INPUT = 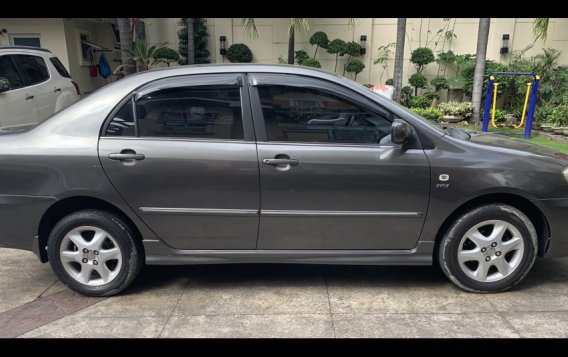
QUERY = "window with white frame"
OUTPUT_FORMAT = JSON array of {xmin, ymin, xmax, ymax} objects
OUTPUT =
[
  {"xmin": 9, "ymin": 34, "xmax": 41, "ymax": 48},
  {"xmin": 78, "ymin": 30, "xmax": 93, "ymax": 65}
]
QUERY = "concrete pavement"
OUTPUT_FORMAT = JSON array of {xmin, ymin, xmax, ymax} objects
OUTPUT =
[{"xmin": 1, "ymin": 247, "xmax": 568, "ymax": 338}]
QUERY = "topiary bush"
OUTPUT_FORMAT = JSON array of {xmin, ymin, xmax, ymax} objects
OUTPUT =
[
  {"xmin": 424, "ymin": 92, "xmax": 439, "ymax": 101},
  {"xmin": 385, "ymin": 78, "xmax": 394, "ymax": 85},
  {"xmin": 302, "ymin": 57, "xmax": 321, "ymax": 68},
  {"xmin": 154, "ymin": 47, "xmax": 180, "ymax": 67},
  {"xmin": 410, "ymin": 107, "xmax": 443, "ymax": 122},
  {"xmin": 410, "ymin": 47, "xmax": 435, "ymax": 73},
  {"xmin": 309, "ymin": 31, "xmax": 329, "ymax": 58},
  {"xmin": 295, "ymin": 50, "xmax": 309, "ymax": 65},
  {"xmin": 345, "ymin": 59, "xmax": 365, "ymax": 81},
  {"xmin": 227, "ymin": 43, "xmax": 253, "ymax": 63},
  {"xmin": 327, "ymin": 39, "xmax": 347, "ymax": 72},
  {"xmin": 431, "ymin": 76, "xmax": 449, "ymax": 92},
  {"xmin": 409, "ymin": 73, "xmax": 428, "ymax": 95}
]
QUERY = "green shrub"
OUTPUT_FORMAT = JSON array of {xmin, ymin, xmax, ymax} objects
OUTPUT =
[
  {"xmin": 410, "ymin": 95, "xmax": 432, "ymax": 109},
  {"xmin": 547, "ymin": 104, "xmax": 568, "ymax": 126},
  {"xmin": 401, "ymin": 86, "xmax": 414, "ymax": 107},
  {"xmin": 424, "ymin": 92, "xmax": 439, "ymax": 101},
  {"xmin": 431, "ymin": 76, "xmax": 449, "ymax": 92},
  {"xmin": 302, "ymin": 57, "xmax": 321, "ymax": 68},
  {"xmin": 385, "ymin": 78, "xmax": 394, "ymax": 85},
  {"xmin": 410, "ymin": 47, "xmax": 435, "ymax": 73},
  {"xmin": 227, "ymin": 43, "xmax": 253, "ymax": 63},
  {"xmin": 327, "ymin": 39, "xmax": 347, "ymax": 72},
  {"xmin": 410, "ymin": 107, "xmax": 443, "ymax": 122},
  {"xmin": 438, "ymin": 101, "xmax": 473, "ymax": 118},
  {"xmin": 295, "ymin": 50, "xmax": 309, "ymax": 65}
]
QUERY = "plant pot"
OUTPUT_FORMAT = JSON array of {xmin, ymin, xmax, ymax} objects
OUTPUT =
[{"xmin": 442, "ymin": 115, "xmax": 464, "ymax": 123}]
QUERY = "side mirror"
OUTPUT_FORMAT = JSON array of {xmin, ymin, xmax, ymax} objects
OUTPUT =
[
  {"xmin": 0, "ymin": 77, "xmax": 10, "ymax": 93},
  {"xmin": 391, "ymin": 119, "xmax": 413, "ymax": 146}
]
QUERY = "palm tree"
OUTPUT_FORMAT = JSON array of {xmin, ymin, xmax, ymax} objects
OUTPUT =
[
  {"xmin": 533, "ymin": 18, "xmax": 550, "ymax": 42},
  {"xmin": 241, "ymin": 18, "xmax": 309, "ymax": 64},
  {"xmin": 392, "ymin": 18, "xmax": 406, "ymax": 103},
  {"xmin": 116, "ymin": 18, "xmax": 135, "ymax": 76},
  {"xmin": 186, "ymin": 18, "xmax": 195, "ymax": 64},
  {"xmin": 471, "ymin": 18, "xmax": 490, "ymax": 123}
]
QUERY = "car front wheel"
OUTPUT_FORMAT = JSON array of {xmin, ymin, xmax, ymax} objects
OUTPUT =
[
  {"xmin": 439, "ymin": 204, "xmax": 537, "ymax": 293},
  {"xmin": 47, "ymin": 210, "xmax": 143, "ymax": 297}
]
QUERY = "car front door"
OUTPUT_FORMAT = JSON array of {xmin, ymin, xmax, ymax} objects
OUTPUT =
[
  {"xmin": 249, "ymin": 73, "xmax": 430, "ymax": 250},
  {"xmin": 0, "ymin": 55, "xmax": 38, "ymax": 128},
  {"xmin": 99, "ymin": 73, "xmax": 260, "ymax": 250}
]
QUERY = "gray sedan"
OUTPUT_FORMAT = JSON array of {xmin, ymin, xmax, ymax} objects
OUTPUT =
[{"xmin": 0, "ymin": 64, "xmax": 567, "ymax": 296}]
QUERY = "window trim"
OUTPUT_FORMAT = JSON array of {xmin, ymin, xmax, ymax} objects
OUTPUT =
[
  {"xmin": 9, "ymin": 33, "xmax": 41, "ymax": 47},
  {"xmin": 11, "ymin": 54, "xmax": 51, "ymax": 87},
  {"xmin": 101, "ymin": 73, "xmax": 255, "ymax": 142},
  {"xmin": 248, "ymin": 73, "xmax": 398, "ymax": 147},
  {"xmin": 78, "ymin": 29, "xmax": 93, "ymax": 66}
]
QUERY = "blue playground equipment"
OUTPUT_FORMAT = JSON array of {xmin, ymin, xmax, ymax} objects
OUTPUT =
[{"xmin": 481, "ymin": 72, "xmax": 540, "ymax": 139}]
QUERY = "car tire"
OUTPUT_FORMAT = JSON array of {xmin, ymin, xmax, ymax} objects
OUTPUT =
[
  {"xmin": 438, "ymin": 204, "xmax": 537, "ymax": 293},
  {"xmin": 47, "ymin": 210, "xmax": 143, "ymax": 297}
]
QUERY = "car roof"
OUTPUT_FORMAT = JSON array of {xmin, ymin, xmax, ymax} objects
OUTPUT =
[{"xmin": 0, "ymin": 46, "xmax": 52, "ymax": 53}]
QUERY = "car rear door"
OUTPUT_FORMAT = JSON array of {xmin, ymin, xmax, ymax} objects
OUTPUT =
[
  {"xmin": 249, "ymin": 73, "xmax": 430, "ymax": 250},
  {"xmin": 12, "ymin": 54, "xmax": 56, "ymax": 121},
  {"xmin": 0, "ymin": 54, "xmax": 39, "ymax": 128},
  {"xmin": 99, "ymin": 73, "xmax": 260, "ymax": 250}
]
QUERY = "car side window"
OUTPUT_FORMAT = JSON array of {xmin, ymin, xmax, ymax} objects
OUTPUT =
[
  {"xmin": 136, "ymin": 86, "xmax": 244, "ymax": 140},
  {"xmin": 257, "ymin": 85, "xmax": 392, "ymax": 145},
  {"xmin": 13, "ymin": 55, "xmax": 49, "ymax": 86},
  {"xmin": 105, "ymin": 100, "xmax": 135, "ymax": 137},
  {"xmin": 49, "ymin": 57, "xmax": 71, "ymax": 79},
  {"xmin": 0, "ymin": 55, "xmax": 24, "ymax": 89}
]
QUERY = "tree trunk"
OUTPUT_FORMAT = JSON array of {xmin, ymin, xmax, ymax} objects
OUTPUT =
[
  {"xmin": 471, "ymin": 18, "xmax": 490, "ymax": 123},
  {"xmin": 135, "ymin": 20, "xmax": 145, "ymax": 42},
  {"xmin": 288, "ymin": 27, "xmax": 295, "ymax": 64},
  {"xmin": 392, "ymin": 18, "xmax": 407, "ymax": 103},
  {"xmin": 117, "ymin": 18, "xmax": 135, "ymax": 76},
  {"xmin": 187, "ymin": 18, "xmax": 195, "ymax": 65}
]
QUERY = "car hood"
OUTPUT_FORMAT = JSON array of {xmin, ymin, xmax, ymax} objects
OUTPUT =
[{"xmin": 466, "ymin": 131, "xmax": 568, "ymax": 164}]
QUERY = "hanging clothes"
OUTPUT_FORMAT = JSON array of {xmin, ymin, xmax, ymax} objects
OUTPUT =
[{"xmin": 98, "ymin": 52, "xmax": 111, "ymax": 79}]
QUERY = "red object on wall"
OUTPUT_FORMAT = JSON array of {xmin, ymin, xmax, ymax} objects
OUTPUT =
[{"xmin": 89, "ymin": 65, "xmax": 98, "ymax": 77}]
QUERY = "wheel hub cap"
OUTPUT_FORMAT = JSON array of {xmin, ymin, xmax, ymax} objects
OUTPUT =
[{"xmin": 457, "ymin": 220, "xmax": 524, "ymax": 283}]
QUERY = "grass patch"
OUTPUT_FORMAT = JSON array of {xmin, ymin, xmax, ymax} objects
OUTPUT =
[{"xmin": 527, "ymin": 136, "xmax": 568, "ymax": 154}]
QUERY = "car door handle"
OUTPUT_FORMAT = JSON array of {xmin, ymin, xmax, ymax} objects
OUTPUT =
[
  {"xmin": 109, "ymin": 153, "xmax": 145, "ymax": 161},
  {"xmin": 262, "ymin": 158, "xmax": 299, "ymax": 166},
  {"xmin": 54, "ymin": 88, "xmax": 61, "ymax": 93},
  {"xmin": 25, "ymin": 95, "xmax": 34, "ymax": 100}
]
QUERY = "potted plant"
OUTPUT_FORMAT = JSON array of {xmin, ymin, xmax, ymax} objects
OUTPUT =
[{"xmin": 438, "ymin": 102, "xmax": 473, "ymax": 123}]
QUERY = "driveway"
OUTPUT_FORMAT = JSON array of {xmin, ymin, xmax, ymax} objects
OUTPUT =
[{"xmin": 1, "ymin": 247, "xmax": 568, "ymax": 338}]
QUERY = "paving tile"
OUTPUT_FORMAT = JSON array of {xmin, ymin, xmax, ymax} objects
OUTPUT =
[
  {"xmin": 173, "ymin": 264, "xmax": 329, "ymax": 315},
  {"xmin": 160, "ymin": 314, "xmax": 334, "ymax": 338},
  {"xmin": 333, "ymin": 313, "xmax": 519, "ymax": 338},
  {"xmin": 325, "ymin": 266, "xmax": 494, "ymax": 314},
  {"xmin": 20, "ymin": 315, "xmax": 168, "ymax": 338},
  {"xmin": 504, "ymin": 312, "xmax": 568, "ymax": 338}
]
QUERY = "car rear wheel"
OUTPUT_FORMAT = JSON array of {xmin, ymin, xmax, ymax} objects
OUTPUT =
[
  {"xmin": 438, "ymin": 204, "xmax": 537, "ymax": 293},
  {"xmin": 47, "ymin": 210, "xmax": 143, "ymax": 297}
]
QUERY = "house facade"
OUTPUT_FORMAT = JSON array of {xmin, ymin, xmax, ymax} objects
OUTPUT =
[{"xmin": 1, "ymin": 18, "xmax": 567, "ymax": 93}]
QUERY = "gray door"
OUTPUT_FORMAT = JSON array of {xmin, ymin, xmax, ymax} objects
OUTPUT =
[
  {"xmin": 99, "ymin": 74, "xmax": 259, "ymax": 250},
  {"xmin": 249, "ymin": 74, "xmax": 430, "ymax": 250}
]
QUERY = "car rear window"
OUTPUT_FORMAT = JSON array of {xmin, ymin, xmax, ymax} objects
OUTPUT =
[{"xmin": 49, "ymin": 57, "xmax": 71, "ymax": 78}]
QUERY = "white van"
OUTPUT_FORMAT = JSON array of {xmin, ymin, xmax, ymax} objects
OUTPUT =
[{"xmin": 0, "ymin": 46, "xmax": 80, "ymax": 129}]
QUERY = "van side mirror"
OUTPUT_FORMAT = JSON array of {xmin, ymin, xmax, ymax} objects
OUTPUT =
[
  {"xmin": 0, "ymin": 77, "xmax": 10, "ymax": 93},
  {"xmin": 391, "ymin": 119, "xmax": 413, "ymax": 145}
]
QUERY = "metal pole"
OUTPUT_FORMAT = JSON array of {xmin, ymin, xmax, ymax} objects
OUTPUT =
[
  {"xmin": 524, "ymin": 75, "xmax": 540, "ymax": 139},
  {"xmin": 482, "ymin": 76, "xmax": 494, "ymax": 132}
]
